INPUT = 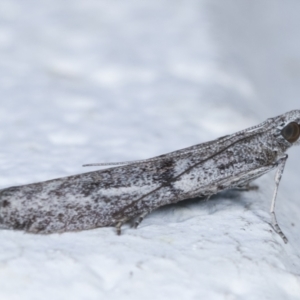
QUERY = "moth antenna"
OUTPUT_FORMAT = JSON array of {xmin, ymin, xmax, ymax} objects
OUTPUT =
[
  {"xmin": 83, "ymin": 118, "xmax": 275, "ymax": 168},
  {"xmin": 82, "ymin": 158, "xmax": 159, "ymax": 167},
  {"xmin": 83, "ymin": 162, "xmax": 131, "ymax": 167}
]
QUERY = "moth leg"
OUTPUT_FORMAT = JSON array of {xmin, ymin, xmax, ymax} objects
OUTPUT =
[
  {"xmin": 133, "ymin": 211, "xmax": 149, "ymax": 229},
  {"xmin": 204, "ymin": 194, "xmax": 212, "ymax": 202},
  {"xmin": 115, "ymin": 218, "xmax": 129, "ymax": 235},
  {"xmin": 235, "ymin": 183, "xmax": 259, "ymax": 191},
  {"xmin": 270, "ymin": 155, "xmax": 288, "ymax": 243}
]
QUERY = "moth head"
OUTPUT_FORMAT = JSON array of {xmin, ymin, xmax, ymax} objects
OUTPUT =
[{"xmin": 275, "ymin": 110, "xmax": 300, "ymax": 145}]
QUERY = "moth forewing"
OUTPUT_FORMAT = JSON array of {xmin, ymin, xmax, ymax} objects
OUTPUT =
[{"xmin": 0, "ymin": 110, "xmax": 300, "ymax": 243}]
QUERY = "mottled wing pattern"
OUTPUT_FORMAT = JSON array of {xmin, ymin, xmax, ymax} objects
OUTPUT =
[{"xmin": 0, "ymin": 114, "xmax": 280, "ymax": 234}]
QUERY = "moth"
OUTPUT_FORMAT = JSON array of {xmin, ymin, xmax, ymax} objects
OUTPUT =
[{"xmin": 1, "ymin": 110, "xmax": 300, "ymax": 243}]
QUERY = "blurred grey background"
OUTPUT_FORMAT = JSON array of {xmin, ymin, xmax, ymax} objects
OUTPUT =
[
  {"xmin": 1, "ymin": 1, "xmax": 300, "ymax": 175},
  {"xmin": 1, "ymin": 0, "xmax": 300, "ymax": 158}
]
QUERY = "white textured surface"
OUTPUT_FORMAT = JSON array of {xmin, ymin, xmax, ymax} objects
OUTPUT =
[{"xmin": 0, "ymin": 1, "xmax": 300, "ymax": 300}]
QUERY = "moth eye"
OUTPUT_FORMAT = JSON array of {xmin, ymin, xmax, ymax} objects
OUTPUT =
[{"xmin": 281, "ymin": 122, "xmax": 300, "ymax": 143}]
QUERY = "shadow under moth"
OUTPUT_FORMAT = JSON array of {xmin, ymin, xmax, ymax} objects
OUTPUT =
[{"xmin": 1, "ymin": 110, "xmax": 300, "ymax": 243}]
